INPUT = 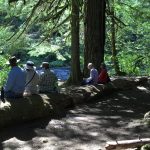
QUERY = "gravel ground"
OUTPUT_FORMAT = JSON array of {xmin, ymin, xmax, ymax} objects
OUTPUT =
[{"xmin": 0, "ymin": 85, "xmax": 150, "ymax": 150}]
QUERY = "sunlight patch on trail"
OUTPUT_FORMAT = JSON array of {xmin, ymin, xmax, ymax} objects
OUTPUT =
[{"xmin": 137, "ymin": 86, "xmax": 150, "ymax": 93}]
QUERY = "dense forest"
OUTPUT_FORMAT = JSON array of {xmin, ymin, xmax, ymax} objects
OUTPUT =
[
  {"xmin": 0, "ymin": 0, "xmax": 149, "ymax": 86},
  {"xmin": 0, "ymin": 1, "xmax": 150, "ymax": 149}
]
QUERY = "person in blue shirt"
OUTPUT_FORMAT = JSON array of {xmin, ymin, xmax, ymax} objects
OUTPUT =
[{"xmin": 4, "ymin": 56, "xmax": 26, "ymax": 98}]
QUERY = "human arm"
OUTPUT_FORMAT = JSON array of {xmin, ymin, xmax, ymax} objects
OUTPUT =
[
  {"xmin": 87, "ymin": 69, "xmax": 96, "ymax": 82},
  {"xmin": 38, "ymin": 72, "xmax": 44, "ymax": 85}
]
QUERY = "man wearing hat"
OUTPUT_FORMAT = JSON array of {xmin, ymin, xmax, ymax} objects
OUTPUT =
[
  {"xmin": 24, "ymin": 61, "xmax": 39, "ymax": 95},
  {"xmin": 39, "ymin": 62, "xmax": 58, "ymax": 93},
  {"xmin": 4, "ymin": 56, "xmax": 26, "ymax": 98}
]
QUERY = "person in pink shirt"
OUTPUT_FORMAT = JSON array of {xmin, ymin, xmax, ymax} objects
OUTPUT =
[{"xmin": 98, "ymin": 63, "xmax": 111, "ymax": 84}]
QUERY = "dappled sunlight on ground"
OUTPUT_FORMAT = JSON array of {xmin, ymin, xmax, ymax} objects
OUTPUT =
[{"xmin": 0, "ymin": 85, "xmax": 150, "ymax": 150}]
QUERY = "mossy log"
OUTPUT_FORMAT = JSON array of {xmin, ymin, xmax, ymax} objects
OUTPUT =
[
  {"xmin": 144, "ymin": 111, "xmax": 150, "ymax": 126},
  {"xmin": 0, "ymin": 93, "xmax": 73, "ymax": 129},
  {"xmin": 0, "ymin": 77, "xmax": 148, "ymax": 129}
]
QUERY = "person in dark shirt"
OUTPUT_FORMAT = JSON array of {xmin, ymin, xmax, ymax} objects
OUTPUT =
[{"xmin": 97, "ymin": 63, "xmax": 111, "ymax": 84}]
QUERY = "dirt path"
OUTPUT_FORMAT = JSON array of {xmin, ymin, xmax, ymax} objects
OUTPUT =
[{"xmin": 0, "ymin": 85, "xmax": 150, "ymax": 150}]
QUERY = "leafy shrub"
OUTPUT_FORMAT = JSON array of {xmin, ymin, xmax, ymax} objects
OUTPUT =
[
  {"xmin": 0, "ymin": 55, "xmax": 9, "ymax": 87},
  {"xmin": 50, "ymin": 60, "xmax": 65, "ymax": 67},
  {"xmin": 0, "ymin": 26, "xmax": 30, "ymax": 56},
  {"xmin": 141, "ymin": 144, "xmax": 150, "ymax": 150}
]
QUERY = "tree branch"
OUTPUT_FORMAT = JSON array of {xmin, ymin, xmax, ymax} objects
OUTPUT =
[
  {"xmin": 37, "ymin": 15, "xmax": 70, "ymax": 45},
  {"xmin": 7, "ymin": 0, "xmax": 43, "ymax": 41}
]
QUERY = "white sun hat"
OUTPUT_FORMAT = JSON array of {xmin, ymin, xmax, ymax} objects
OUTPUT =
[{"xmin": 24, "ymin": 61, "xmax": 36, "ymax": 70}]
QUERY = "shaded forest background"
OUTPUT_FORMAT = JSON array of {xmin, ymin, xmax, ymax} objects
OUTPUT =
[{"xmin": 0, "ymin": 0, "xmax": 149, "ymax": 86}]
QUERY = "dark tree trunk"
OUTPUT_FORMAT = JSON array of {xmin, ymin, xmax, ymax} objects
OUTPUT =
[
  {"xmin": 70, "ymin": 0, "xmax": 81, "ymax": 84},
  {"xmin": 84, "ymin": 0, "xmax": 106, "ymax": 76}
]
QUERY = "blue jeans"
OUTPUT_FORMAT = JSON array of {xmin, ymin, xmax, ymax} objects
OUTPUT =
[
  {"xmin": 81, "ymin": 79, "xmax": 93, "ymax": 85},
  {"xmin": 5, "ymin": 91, "xmax": 23, "ymax": 98}
]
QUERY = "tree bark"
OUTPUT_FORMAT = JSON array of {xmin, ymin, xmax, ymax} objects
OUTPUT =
[
  {"xmin": 70, "ymin": 0, "xmax": 82, "ymax": 84},
  {"xmin": 84, "ymin": 0, "xmax": 106, "ymax": 76}
]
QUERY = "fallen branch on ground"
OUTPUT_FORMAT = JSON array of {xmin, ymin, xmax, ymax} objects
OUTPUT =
[{"xmin": 105, "ymin": 138, "xmax": 150, "ymax": 150}]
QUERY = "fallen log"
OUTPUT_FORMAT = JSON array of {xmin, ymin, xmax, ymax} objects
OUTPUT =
[
  {"xmin": 0, "ymin": 77, "xmax": 149, "ymax": 129},
  {"xmin": 0, "ymin": 93, "xmax": 73, "ymax": 129},
  {"xmin": 105, "ymin": 138, "xmax": 150, "ymax": 150}
]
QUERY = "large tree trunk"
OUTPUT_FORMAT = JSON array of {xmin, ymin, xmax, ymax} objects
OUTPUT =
[
  {"xmin": 84, "ymin": 0, "xmax": 106, "ymax": 76},
  {"xmin": 70, "ymin": 0, "xmax": 81, "ymax": 84}
]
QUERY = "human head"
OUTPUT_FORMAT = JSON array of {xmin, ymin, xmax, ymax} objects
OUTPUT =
[
  {"xmin": 42, "ymin": 62, "xmax": 49, "ymax": 69},
  {"xmin": 100, "ymin": 63, "xmax": 106, "ymax": 69},
  {"xmin": 8, "ymin": 56, "xmax": 19, "ymax": 67},
  {"xmin": 87, "ymin": 63, "xmax": 93, "ymax": 70},
  {"xmin": 25, "ymin": 61, "xmax": 35, "ymax": 70}
]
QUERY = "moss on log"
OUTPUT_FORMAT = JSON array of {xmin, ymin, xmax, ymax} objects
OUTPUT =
[{"xmin": 0, "ymin": 93, "xmax": 73, "ymax": 129}]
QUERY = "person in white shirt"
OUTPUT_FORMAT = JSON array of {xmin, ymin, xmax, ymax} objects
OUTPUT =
[
  {"xmin": 82, "ymin": 63, "xmax": 98, "ymax": 85},
  {"xmin": 39, "ymin": 62, "xmax": 58, "ymax": 93},
  {"xmin": 24, "ymin": 61, "xmax": 39, "ymax": 95}
]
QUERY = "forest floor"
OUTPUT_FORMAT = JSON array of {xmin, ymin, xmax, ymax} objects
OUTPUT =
[{"xmin": 0, "ymin": 80, "xmax": 150, "ymax": 150}]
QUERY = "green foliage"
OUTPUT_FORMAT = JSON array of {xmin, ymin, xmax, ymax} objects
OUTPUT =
[
  {"xmin": 0, "ymin": 26, "xmax": 30, "ymax": 56},
  {"xmin": 0, "ymin": 55, "xmax": 9, "ymax": 87},
  {"xmin": 50, "ymin": 60, "xmax": 65, "ymax": 67},
  {"xmin": 27, "ymin": 39, "xmax": 71, "ymax": 66},
  {"xmin": 141, "ymin": 144, "xmax": 150, "ymax": 150},
  {"xmin": 0, "ymin": 0, "xmax": 73, "ymax": 67},
  {"xmin": 117, "ymin": 46, "xmax": 150, "ymax": 75},
  {"xmin": 0, "ymin": 0, "xmax": 149, "ymax": 75},
  {"xmin": 106, "ymin": 0, "xmax": 150, "ymax": 75}
]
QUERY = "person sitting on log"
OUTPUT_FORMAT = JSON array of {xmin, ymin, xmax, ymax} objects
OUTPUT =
[
  {"xmin": 3, "ymin": 56, "xmax": 26, "ymax": 98},
  {"xmin": 97, "ymin": 63, "xmax": 111, "ymax": 84},
  {"xmin": 39, "ymin": 62, "xmax": 58, "ymax": 93},
  {"xmin": 82, "ymin": 63, "xmax": 98, "ymax": 85},
  {"xmin": 24, "ymin": 61, "xmax": 39, "ymax": 95}
]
